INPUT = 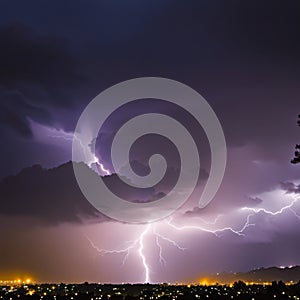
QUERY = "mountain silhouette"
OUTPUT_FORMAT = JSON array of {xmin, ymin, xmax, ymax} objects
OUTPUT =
[{"xmin": 211, "ymin": 266, "xmax": 300, "ymax": 284}]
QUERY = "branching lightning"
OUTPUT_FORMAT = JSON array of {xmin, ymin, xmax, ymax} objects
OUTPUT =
[
  {"xmin": 166, "ymin": 194, "xmax": 300, "ymax": 238},
  {"xmin": 85, "ymin": 233, "xmax": 137, "ymax": 267},
  {"xmin": 85, "ymin": 223, "xmax": 186, "ymax": 283},
  {"xmin": 85, "ymin": 225, "xmax": 151, "ymax": 282},
  {"xmin": 164, "ymin": 215, "xmax": 255, "ymax": 237},
  {"xmin": 84, "ymin": 193, "xmax": 300, "ymax": 283},
  {"xmin": 153, "ymin": 230, "xmax": 186, "ymax": 252}
]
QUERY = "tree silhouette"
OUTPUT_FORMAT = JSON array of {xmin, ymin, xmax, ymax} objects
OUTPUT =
[
  {"xmin": 233, "ymin": 280, "xmax": 247, "ymax": 292},
  {"xmin": 291, "ymin": 114, "xmax": 300, "ymax": 164}
]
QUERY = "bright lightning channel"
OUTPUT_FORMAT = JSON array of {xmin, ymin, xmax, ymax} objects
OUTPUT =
[
  {"xmin": 164, "ymin": 215, "xmax": 255, "ymax": 237},
  {"xmin": 79, "ymin": 152, "xmax": 300, "ymax": 285},
  {"xmin": 138, "ymin": 224, "xmax": 151, "ymax": 283},
  {"xmin": 85, "ymin": 193, "xmax": 300, "ymax": 283},
  {"xmin": 166, "ymin": 194, "xmax": 300, "ymax": 238},
  {"xmin": 241, "ymin": 195, "xmax": 300, "ymax": 217},
  {"xmin": 85, "ymin": 223, "xmax": 185, "ymax": 283},
  {"xmin": 47, "ymin": 130, "xmax": 110, "ymax": 175}
]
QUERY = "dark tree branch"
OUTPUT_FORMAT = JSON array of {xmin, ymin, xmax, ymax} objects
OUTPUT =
[{"xmin": 291, "ymin": 114, "xmax": 300, "ymax": 164}]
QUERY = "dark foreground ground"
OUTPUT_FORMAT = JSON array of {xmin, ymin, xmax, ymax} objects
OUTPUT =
[{"xmin": 1, "ymin": 281, "xmax": 300, "ymax": 300}]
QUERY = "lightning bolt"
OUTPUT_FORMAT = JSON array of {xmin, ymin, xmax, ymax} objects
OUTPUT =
[
  {"xmin": 84, "ymin": 190, "xmax": 300, "ymax": 283},
  {"xmin": 85, "ymin": 225, "xmax": 151, "ymax": 282},
  {"xmin": 164, "ymin": 216, "xmax": 254, "ymax": 237},
  {"xmin": 138, "ymin": 224, "xmax": 151, "ymax": 283},
  {"xmin": 153, "ymin": 230, "xmax": 186, "ymax": 252},
  {"xmin": 85, "ymin": 223, "xmax": 186, "ymax": 283},
  {"xmin": 85, "ymin": 233, "xmax": 137, "ymax": 266},
  {"xmin": 165, "ymin": 193, "xmax": 300, "ymax": 240},
  {"xmin": 152, "ymin": 224, "xmax": 186, "ymax": 267},
  {"xmin": 95, "ymin": 160, "xmax": 111, "ymax": 176},
  {"xmin": 154, "ymin": 235, "xmax": 166, "ymax": 266},
  {"xmin": 47, "ymin": 130, "xmax": 110, "ymax": 175},
  {"xmin": 290, "ymin": 207, "xmax": 300, "ymax": 221},
  {"xmin": 241, "ymin": 195, "xmax": 300, "ymax": 217}
]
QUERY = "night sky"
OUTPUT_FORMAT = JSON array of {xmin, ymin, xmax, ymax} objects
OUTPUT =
[{"xmin": 0, "ymin": 0, "xmax": 300, "ymax": 284}]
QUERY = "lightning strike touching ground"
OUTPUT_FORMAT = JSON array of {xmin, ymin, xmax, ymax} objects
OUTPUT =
[
  {"xmin": 85, "ymin": 225, "xmax": 152, "ymax": 282},
  {"xmin": 85, "ymin": 223, "xmax": 186, "ymax": 283},
  {"xmin": 84, "ymin": 194, "xmax": 300, "ymax": 283},
  {"xmin": 138, "ymin": 224, "xmax": 151, "ymax": 283}
]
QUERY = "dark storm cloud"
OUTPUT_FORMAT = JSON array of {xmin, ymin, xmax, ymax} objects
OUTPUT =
[
  {"xmin": 0, "ymin": 154, "xmax": 209, "ymax": 224},
  {"xmin": 0, "ymin": 0, "xmax": 299, "ymax": 216},
  {"xmin": 0, "ymin": 88, "xmax": 53, "ymax": 137},
  {"xmin": 280, "ymin": 182, "xmax": 300, "ymax": 194},
  {"xmin": 0, "ymin": 0, "xmax": 299, "ymax": 194},
  {"xmin": 0, "ymin": 162, "xmax": 109, "ymax": 225},
  {"xmin": 222, "ymin": 0, "xmax": 300, "ymax": 59},
  {"xmin": 0, "ymin": 24, "xmax": 80, "ymax": 87},
  {"xmin": 0, "ymin": 23, "xmax": 87, "ymax": 137},
  {"xmin": 0, "ymin": 160, "xmax": 175, "ymax": 224},
  {"xmin": 184, "ymin": 195, "xmax": 263, "ymax": 216},
  {"xmin": 247, "ymin": 196, "xmax": 263, "ymax": 204},
  {"xmin": 1, "ymin": 0, "xmax": 299, "ymax": 155},
  {"xmin": 109, "ymin": 0, "xmax": 300, "ymax": 160}
]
